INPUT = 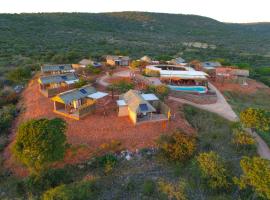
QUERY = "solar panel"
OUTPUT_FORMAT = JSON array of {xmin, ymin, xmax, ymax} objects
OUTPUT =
[
  {"xmin": 61, "ymin": 76, "xmax": 67, "ymax": 80},
  {"xmin": 139, "ymin": 104, "xmax": 148, "ymax": 112},
  {"xmin": 80, "ymin": 89, "xmax": 87, "ymax": 94}
]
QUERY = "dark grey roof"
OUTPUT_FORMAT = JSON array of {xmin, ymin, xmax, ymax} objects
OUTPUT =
[
  {"xmin": 202, "ymin": 62, "xmax": 222, "ymax": 68},
  {"xmin": 120, "ymin": 90, "xmax": 156, "ymax": 113},
  {"xmin": 171, "ymin": 57, "xmax": 185, "ymax": 64},
  {"xmin": 41, "ymin": 64, "xmax": 73, "ymax": 73},
  {"xmin": 55, "ymin": 85, "xmax": 96, "ymax": 104},
  {"xmin": 39, "ymin": 73, "xmax": 77, "ymax": 85},
  {"xmin": 106, "ymin": 55, "xmax": 130, "ymax": 61}
]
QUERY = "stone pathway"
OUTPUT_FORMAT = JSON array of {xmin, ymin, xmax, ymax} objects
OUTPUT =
[{"xmin": 246, "ymin": 129, "xmax": 270, "ymax": 160}]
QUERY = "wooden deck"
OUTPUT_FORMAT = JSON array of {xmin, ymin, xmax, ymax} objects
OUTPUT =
[{"xmin": 53, "ymin": 109, "xmax": 80, "ymax": 120}]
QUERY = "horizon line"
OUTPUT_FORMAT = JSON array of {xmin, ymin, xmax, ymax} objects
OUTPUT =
[{"xmin": 0, "ymin": 11, "xmax": 269, "ymax": 24}]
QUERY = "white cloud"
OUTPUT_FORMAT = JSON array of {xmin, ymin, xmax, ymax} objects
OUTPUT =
[{"xmin": 0, "ymin": 0, "xmax": 269, "ymax": 23}]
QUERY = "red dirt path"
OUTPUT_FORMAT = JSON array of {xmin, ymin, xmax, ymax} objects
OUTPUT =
[{"xmin": 4, "ymin": 78, "xmax": 193, "ymax": 177}]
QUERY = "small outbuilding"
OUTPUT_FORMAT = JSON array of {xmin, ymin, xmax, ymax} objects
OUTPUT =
[
  {"xmin": 51, "ymin": 84, "xmax": 108, "ymax": 120},
  {"xmin": 202, "ymin": 62, "xmax": 222, "ymax": 70},
  {"xmin": 140, "ymin": 56, "xmax": 152, "ymax": 63},
  {"xmin": 38, "ymin": 73, "xmax": 79, "ymax": 97},
  {"xmin": 169, "ymin": 57, "xmax": 186, "ymax": 65},
  {"xmin": 106, "ymin": 55, "xmax": 130, "ymax": 67},
  {"xmin": 117, "ymin": 90, "xmax": 170, "ymax": 124}
]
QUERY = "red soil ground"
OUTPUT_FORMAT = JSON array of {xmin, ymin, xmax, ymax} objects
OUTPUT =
[
  {"xmin": 212, "ymin": 79, "xmax": 269, "ymax": 94},
  {"xmin": 4, "ymin": 78, "xmax": 194, "ymax": 177},
  {"xmin": 106, "ymin": 76, "xmax": 132, "ymax": 84}
]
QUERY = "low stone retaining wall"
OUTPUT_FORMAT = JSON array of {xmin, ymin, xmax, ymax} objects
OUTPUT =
[{"xmin": 169, "ymin": 90, "xmax": 217, "ymax": 104}]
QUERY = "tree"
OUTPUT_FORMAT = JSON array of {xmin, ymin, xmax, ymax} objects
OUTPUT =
[
  {"xmin": 157, "ymin": 130, "xmax": 197, "ymax": 162},
  {"xmin": 196, "ymin": 151, "xmax": 230, "ymax": 189},
  {"xmin": 145, "ymin": 85, "xmax": 169, "ymax": 100},
  {"xmin": 233, "ymin": 156, "xmax": 270, "ymax": 199},
  {"xmin": 12, "ymin": 118, "xmax": 68, "ymax": 175},
  {"xmin": 74, "ymin": 78, "xmax": 87, "ymax": 88},
  {"xmin": 110, "ymin": 80, "xmax": 134, "ymax": 94},
  {"xmin": 7, "ymin": 67, "xmax": 31, "ymax": 83},
  {"xmin": 0, "ymin": 105, "xmax": 17, "ymax": 135},
  {"xmin": 130, "ymin": 60, "xmax": 147, "ymax": 74},
  {"xmin": 240, "ymin": 108, "xmax": 270, "ymax": 132},
  {"xmin": 155, "ymin": 85, "xmax": 169, "ymax": 100}
]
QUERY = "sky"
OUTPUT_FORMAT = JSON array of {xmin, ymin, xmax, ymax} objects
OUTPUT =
[{"xmin": 1, "ymin": 0, "xmax": 270, "ymax": 23}]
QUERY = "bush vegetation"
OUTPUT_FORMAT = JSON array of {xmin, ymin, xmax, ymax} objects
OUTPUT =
[
  {"xmin": 42, "ymin": 180, "xmax": 98, "ymax": 200},
  {"xmin": 240, "ymin": 107, "xmax": 270, "ymax": 132},
  {"xmin": 158, "ymin": 179, "xmax": 187, "ymax": 200},
  {"xmin": 22, "ymin": 168, "xmax": 73, "ymax": 196},
  {"xmin": 108, "ymin": 80, "xmax": 134, "ymax": 94},
  {"xmin": 12, "ymin": 118, "xmax": 68, "ymax": 175},
  {"xmin": 231, "ymin": 128, "xmax": 256, "ymax": 148},
  {"xmin": 145, "ymin": 84, "xmax": 169, "ymax": 100},
  {"xmin": 196, "ymin": 151, "xmax": 230, "ymax": 189},
  {"xmin": 97, "ymin": 154, "xmax": 118, "ymax": 175},
  {"xmin": 157, "ymin": 130, "xmax": 197, "ymax": 162},
  {"xmin": 233, "ymin": 156, "xmax": 270, "ymax": 199},
  {"xmin": 142, "ymin": 179, "xmax": 156, "ymax": 196}
]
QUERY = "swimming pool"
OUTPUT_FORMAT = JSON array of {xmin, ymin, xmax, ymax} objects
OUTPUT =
[{"xmin": 168, "ymin": 85, "xmax": 208, "ymax": 94}]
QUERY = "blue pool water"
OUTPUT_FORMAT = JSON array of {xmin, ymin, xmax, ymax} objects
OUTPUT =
[{"xmin": 168, "ymin": 85, "xmax": 207, "ymax": 94}]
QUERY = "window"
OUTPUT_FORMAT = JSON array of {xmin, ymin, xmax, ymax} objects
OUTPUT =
[
  {"xmin": 80, "ymin": 89, "xmax": 87, "ymax": 94},
  {"xmin": 139, "ymin": 104, "xmax": 148, "ymax": 112}
]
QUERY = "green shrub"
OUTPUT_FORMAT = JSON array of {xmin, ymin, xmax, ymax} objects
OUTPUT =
[
  {"xmin": 158, "ymin": 179, "xmax": 187, "ymax": 200},
  {"xmin": 232, "ymin": 129, "xmax": 256, "ymax": 148},
  {"xmin": 157, "ymin": 130, "xmax": 197, "ymax": 162},
  {"xmin": 142, "ymin": 179, "xmax": 156, "ymax": 196},
  {"xmin": 0, "ymin": 89, "xmax": 19, "ymax": 107},
  {"xmin": 42, "ymin": 180, "xmax": 98, "ymax": 200},
  {"xmin": 86, "ymin": 65, "xmax": 101, "ymax": 74},
  {"xmin": 6, "ymin": 67, "xmax": 32, "ymax": 83},
  {"xmin": 240, "ymin": 107, "xmax": 270, "ymax": 132},
  {"xmin": 197, "ymin": 151, "xmax": 230, "ymax": 189},
  {"xmin": 145, "ymin": 84, "xmax": 169, "ymax": 100},
  {"xmin": 124, "ymin": 179, "xmax": 136, "ymax": 192},
  {"xmin": 233, "ymin": 156, "xmax": 270, "ymax": 199},
  {"xmin": 97, "ymin": 154, "xmax": 118, "ymax": 174},
  {"xmin": 74, "ymin": 78, "xmax": 87, "ymax": 88},
  {"xmin": 24, "ymin": 168, "xmax": 72, "ymax": 195},
  {"xmin": 12, "ymin": 118, "xmax": 68, "ymax": 175},
  {"xmin": 110, "ymin": 80, "xmax": 134, "ymax": 93},
  {"xmin": 0, "ymin": 104, "xmax": 17, "ymax": 135}
]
